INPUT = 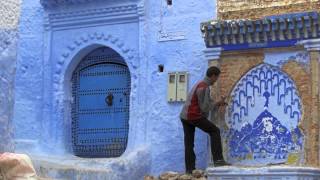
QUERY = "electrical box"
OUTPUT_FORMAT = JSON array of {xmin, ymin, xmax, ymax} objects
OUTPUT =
[
  {"xmin": 176, "ymin": 72, "xmax": 188, "ymax": 102},
  {"xmin": 167, "ymin": 73, "xmax": 177, "ymax": 102},
  {"xmin": 167, "ymin": 72, "xmax": 188, "ymax": 102}
]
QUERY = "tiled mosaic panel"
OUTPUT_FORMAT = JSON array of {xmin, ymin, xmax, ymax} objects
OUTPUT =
[
  {"xmin": 71, "ymin": 47, "xmax": 130, "ymax": 157},
  {"xmin": 224, "ymin": 64, "xmax": 303, "ymax": 165}
]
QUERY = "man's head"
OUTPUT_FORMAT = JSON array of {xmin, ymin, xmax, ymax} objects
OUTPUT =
[{"xmin": 206, "ymin": 66, "xmax": 220, "ymax": 84}]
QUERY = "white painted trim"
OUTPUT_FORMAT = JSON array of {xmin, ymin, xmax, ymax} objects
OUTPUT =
[
  {"xmin": 297, "ymin": 39, "xmax": 320, "ymax": 51},
  {"xmin": 203, "ymin": 47, "xmax": 222, "ymax": 61}
]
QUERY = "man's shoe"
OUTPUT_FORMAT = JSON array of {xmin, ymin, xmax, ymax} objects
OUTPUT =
[{"xmin": 214, "ymin": 159, "xmax": 231, "ymax": 167}]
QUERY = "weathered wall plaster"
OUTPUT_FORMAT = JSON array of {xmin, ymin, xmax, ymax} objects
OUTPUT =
[
  {"xmin": 0, "ymin": 0, "xmax": 21, "ymax": 153},
  {"xmin": 0, "ymin": 29, "xmax": 17, "ymax": 153},
  {"xmin": 145, "ymin": 0, "xmax": 216, "ymax": 174},
  {"xmin": 14, "ymin": 0, "xmax": 44, "ymax": 153},
  {"xmin": 0, "ymin": 0, "xmax": 21, "ymax": 28},
  {"xmin": 218, "ymin": 0, "xmax": 320, "ymax": 20}
]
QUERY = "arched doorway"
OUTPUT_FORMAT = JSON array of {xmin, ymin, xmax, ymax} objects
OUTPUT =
[{"xmin": 71, "ymin": 47, "xmax": 130, "ymax": 157}]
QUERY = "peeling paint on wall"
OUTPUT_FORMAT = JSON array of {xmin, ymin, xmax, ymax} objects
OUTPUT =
[{"xmin": 218, "ymin": 0, "xmax": 320, "ymax": 20}]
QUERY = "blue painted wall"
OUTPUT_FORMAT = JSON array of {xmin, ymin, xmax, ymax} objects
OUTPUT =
[
  {"xmin": 0, "ymin": 0, "xmax": 21, "ymax": 153},
  {"xmin": 13, "ymin": 0, "xmax": 44, "ymax": 153},
  {"xmin": 0, "ymin": 29, "xmax": 17, "ymax": 153},
  {"xmin": 144, "ymin": 0, "xmax": 216, "ymax": 174},
  {"xmin": 13, "ymin": 0, "xmax": 216, "ymax": 177}
]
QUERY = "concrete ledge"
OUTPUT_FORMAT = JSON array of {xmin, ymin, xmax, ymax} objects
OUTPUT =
[
  {"xmin": 29, "ymin": 146, "xmax": 151, "ymax": 180},
  {"xmin": 207, "ymin": 166, "xmax": 320, "ymax": 180}
]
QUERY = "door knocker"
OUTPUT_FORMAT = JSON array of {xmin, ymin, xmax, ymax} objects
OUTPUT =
[{"xmin": 105, "ymin": 93, "xmax": 113, "ymax": 106}]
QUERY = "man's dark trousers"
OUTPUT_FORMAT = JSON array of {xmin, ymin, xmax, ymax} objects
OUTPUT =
[{"xmin": 181, "ymin": 117, "xmax": 223, "ymax": 173}]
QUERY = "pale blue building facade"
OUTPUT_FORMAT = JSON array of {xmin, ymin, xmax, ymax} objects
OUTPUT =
[
  {"xmin": 2, "ymin": 0, "xmax": 320, "ymax": 179},
  {"xmin": 11, "ymin": 0, "xmax": 216, "ymax": 178}
]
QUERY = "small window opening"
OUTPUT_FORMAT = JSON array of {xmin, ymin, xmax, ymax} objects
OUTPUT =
[
  {"xmin": 158, "ymin": 64, "xmax": 164, "ymax": 72},
  {"xmin": 167, "ymin": 0, "xmax": 172, "ymax": 6}
]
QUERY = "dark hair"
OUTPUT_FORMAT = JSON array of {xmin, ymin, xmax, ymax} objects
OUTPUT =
[{"xmin": 206, "ymin": 66, "xmax": 220, "ymax": 77}]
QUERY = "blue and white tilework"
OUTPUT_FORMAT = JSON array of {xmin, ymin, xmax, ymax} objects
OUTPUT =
[{"xmin": 224, "ymin": 64, "xmax": 304, "ymax": 165}]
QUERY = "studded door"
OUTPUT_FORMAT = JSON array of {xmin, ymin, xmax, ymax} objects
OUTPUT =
[{"xmin": 71, "ymin": 47, "xmax": 130, "ymax": 157}]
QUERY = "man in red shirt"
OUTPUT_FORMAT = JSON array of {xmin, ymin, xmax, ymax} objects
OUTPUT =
[{"xmin": 180, "ymin": 66, "xmax": 230, "ymax": 173}]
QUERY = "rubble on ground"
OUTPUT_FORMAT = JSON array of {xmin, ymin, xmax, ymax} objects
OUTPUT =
[
  {"xmin": 0, "ymin": 152, "xmax": 39, "ymax": 180},
  {"xmin": 144, "ymin": 169, "xmax": 207, "ymax": 180}
]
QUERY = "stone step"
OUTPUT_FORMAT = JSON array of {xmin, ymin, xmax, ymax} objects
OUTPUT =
[
  {"xmin": 207, "ymin": 166, "xmax": 320, "ymax": 180},
  {"xmin": 33, "ymin": 158, "xmax": 116, "ymax": 180},
  {"xmin": 29, "ymin": 147, "xmax": 150, "ymax": 180}
]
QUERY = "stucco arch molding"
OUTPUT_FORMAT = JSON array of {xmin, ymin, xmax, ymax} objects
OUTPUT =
[
  {"xmin": 46, "ymin": 31, "xmax": 141, "ymax": 153},
  {"xmin": 53, "ymin": 32, "xmax": 137, "ymax": 95}
]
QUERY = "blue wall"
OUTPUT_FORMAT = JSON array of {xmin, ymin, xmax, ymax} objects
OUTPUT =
[
  {"xmin": 14, "ymin": 0, "xmax": 44, "ymax": 153},
  {"xmin": 13, "ymin": 0, "xmax": 216, "ymax": 178},
  {"xmin": 0, "ymin": 29, "xmax": 17, "ymax": 152},
  {"xmin": 144, "ymin": 0, "xmax": 216, "ymax": 174}
]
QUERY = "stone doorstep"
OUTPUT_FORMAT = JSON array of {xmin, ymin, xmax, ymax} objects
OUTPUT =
[
  {"xmin": 33, "ymin": 162, "xmax": 119, "ymax": 180},
  {"xmin": 29, "ymin": 151, "xmax": 151, "ymax": 180},
  {"xmin": 30, "ymin": 156, "xmax": 117, "ymax": 180},
  {"xmin": 26, "ymin": 146, "xmax": 151, "ymax": 179},
  {"xmin": 206, "ymin": 166, "xmax": 320, "ymax": 179}
]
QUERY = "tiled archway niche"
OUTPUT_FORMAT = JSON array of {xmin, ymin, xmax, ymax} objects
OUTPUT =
[
  {"xmin": 201, "ymin": 11, "xmax": 320, "ymax": 179},
  {"xmin": 225, "ymin": 63, "xmax": 303, "ymax": 166}
]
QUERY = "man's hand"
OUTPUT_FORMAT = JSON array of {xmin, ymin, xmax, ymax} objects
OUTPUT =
[
  {"xmin": 215, "ymin": 96, "xmax": 228, "ymax": 107},
  {"xmin": 216, "ymin": 96, "xmax": 228, "ymax": 114},
  {"xmin": 216, "ymin": 101, "xmax": 227, "ymax": 107}
]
